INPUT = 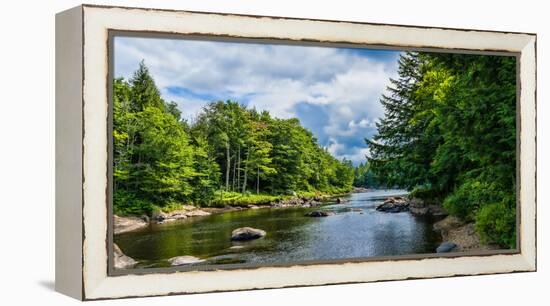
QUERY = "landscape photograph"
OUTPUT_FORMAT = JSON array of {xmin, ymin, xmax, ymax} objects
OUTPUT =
[{"xmin": 110, "ymin": 36, "xmax": 517, "ymax": 270}]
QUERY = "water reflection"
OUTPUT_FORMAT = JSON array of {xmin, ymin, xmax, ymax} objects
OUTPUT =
[{"xmin": 115, "ymin": 190, "xmax": 439, "ymax": 268}]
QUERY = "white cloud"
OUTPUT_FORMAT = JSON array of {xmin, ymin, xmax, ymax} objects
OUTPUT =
[{"xmin": 114, "ymin": 36, "xmax": 400, "ymax": 163}]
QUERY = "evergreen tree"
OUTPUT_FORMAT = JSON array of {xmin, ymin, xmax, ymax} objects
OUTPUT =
[
  {"xmin": 368, "ymin": 52, "xmax": 517, "ymax": 247},
  {"xmin": 129, "ymin": 60, "xmax": 164, "ymax": 111}
]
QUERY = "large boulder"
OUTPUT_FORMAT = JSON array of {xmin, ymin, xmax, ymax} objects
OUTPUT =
[
  {"xmin": 376, "ymin": 197, "xmax": 409, "ymax": 213},
  {"xmin": 305, "ymin": 210, "xmax": 334, "ymax": 217},
  {"xmin": 113, "ymin": 243, "xmax": 137, "ymax": 269},
  {"xmin": 436, "ymin": 242, "xmax": 457, "ymax": 253},
  {"xmin": 168, "ymin": 255, "xmax": 205, "ymax": 266},
  {"xmin": 230, "ymin": 227, "xmax": 266, "ymax": 241}
]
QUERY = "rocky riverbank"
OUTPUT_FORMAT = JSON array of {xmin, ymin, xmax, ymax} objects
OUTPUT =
[
  {"xmin": 433, "ymin": 215, "xmax": 500, "ymax": 252},
  {"xmin": 114, "ymin": 206, "xmax": 213, "ymax": 234},
  {"xmin": 375, "ymin": 196, "xmax": 498, "ymax": 253},
  {"xmin": 375, "ymin": 196, "xmax": 448, "ymax": 220},
  {"xmin": 114, "ymin": 194, "xmax": 348, "ymax": 235},
  {"xmin": 114, "ymin": 215, "xmax": 148, "ymax": 234}
]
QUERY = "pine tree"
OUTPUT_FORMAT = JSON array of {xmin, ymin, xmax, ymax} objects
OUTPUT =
[{"xmin": 129, "ymin": 60, "xmax": 164, "ymax": 111}]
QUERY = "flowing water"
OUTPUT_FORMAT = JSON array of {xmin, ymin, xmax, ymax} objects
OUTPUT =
[{"xmin": 115, "ymin": 190, "xmax": 440, "ymax": 268}]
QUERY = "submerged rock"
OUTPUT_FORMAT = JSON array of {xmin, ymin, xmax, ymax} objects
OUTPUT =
[
  {"xmin": 231, "ymin": 227, "xmax": 266, "ymax": 241},
  {"xmin": 113, "ymin": 243, "xmax": 138, "ymax": 269},
  {"xmin": 436, "ymin": 242, "xmax": 457, "ymax": 253},
  {"xmin": 305, "ymin": 210, "xmax": 334, "ymax": 217},
  {"xmin": 168, "ymin": 255, "xmax": 205, "ymax": 266},
  {"xmin": 229, "ymin": 245, "xmax": 245, "ymax": 250}
]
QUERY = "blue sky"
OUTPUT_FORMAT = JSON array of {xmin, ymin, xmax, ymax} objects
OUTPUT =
[{"xmin": 114, "ymin": 36, "xmax": 401, "ymax": 165}]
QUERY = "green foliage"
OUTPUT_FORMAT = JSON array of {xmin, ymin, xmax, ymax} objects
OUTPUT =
[
  {"xmin": 210, "ymin": 191, "xmax": 282, "ymax": 207},
  {"xmin": 353, "ymin": 162, "xmax": 381, "ymax": 188},
  {"xmin": 409, "ymin": 185, "xmax": 441, "ymax": 203},
  {"xmin": 368, "ymin": 52, "xmax": 517, "ymax": 248},
  {"xmin": 475, "ymin": 199, "xmax": 516, "ymax": 248},
  {"xmin": 443, "ymin": 179, "xmax": 499, "ymax": 221},
  {"xmin": 191, "ymin": 101, "xmax": 354, "ymax": 197},
  {"xmin": 113, "ymin": 189, "xmax": 153, "ymax": 216},
  {"xmin": 113, "ymin": 61, "xmax": 355, "ymax": 216}
]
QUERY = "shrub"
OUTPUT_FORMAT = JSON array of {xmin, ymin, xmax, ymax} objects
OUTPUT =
[
  {"xmin": 475, "ymin": 199, "xmax": 516, "ymax": 249},
  {"xmin": 442, "ymin": 179, "xmax": 502, "ymax": 221},
  {"xmin": 113, "ymin": 189, "xmax": 153, "ymax": 216},
  {"xmin": 410, "ymin": 185, "xmax": 440, "ymax": 203}
]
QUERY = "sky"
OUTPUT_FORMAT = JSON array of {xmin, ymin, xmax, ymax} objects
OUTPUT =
[{"xmin": 114, "ymin": 36, "xmax": 401, "ymax": 165}]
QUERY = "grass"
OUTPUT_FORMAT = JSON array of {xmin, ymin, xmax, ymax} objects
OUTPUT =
[
  {"xmin": 115, "ymin": 188, "xmax": 353, "ymax": 215},
  {"xmin": 210, "ymin": 191, "xmax": 282, "ymax": 207},
  {"xmin": 207, "ymin": 188, "xmax": 352, "ymax": 208}
]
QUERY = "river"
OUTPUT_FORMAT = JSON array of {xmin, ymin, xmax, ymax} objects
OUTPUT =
[{"xmin": 115, "ymin": 190, "xmax": 440, "ymax": 268}]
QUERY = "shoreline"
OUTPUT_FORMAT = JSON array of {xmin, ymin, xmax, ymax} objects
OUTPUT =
[
  {"xmin": 115, "ymin": 190, "xmax": 502, "ymax": 254},
  {"xmin": 374, "ymin": 196, "xmax": 502, "ymax": 253},
  {"xmin": 114, "ymin": 191, "xmax": 354, "ymax": 235},
  {"xmin": 113, "ymin": 190, "xmax": 505, "ymax": 269}
]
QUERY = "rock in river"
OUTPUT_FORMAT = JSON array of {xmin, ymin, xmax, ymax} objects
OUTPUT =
[
  {"xmin": 231, "ymin": 227, "xmax": 266, "ymax": 241},
  {"xmin": 113, "ymin": 243, "xmax": 138, "ymax": 269},
  {"xmin": 375, "ymin": 197, "xmax": 409, "ymax": 213},
  {"xmin": 305, "ymin": 210, "xmax": 334, "ymax": 217},
  {"xmin": 168, "ymin": 255, "xmax": 206, "ymax": 266},
  {"xmin": 436, "ymin": 242, "xmax": 457, "ymax": 253}
]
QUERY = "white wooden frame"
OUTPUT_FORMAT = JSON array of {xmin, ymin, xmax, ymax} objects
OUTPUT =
[{"xmin": 55, "ymin": 4, "xmax": 537, "ymax": 300}]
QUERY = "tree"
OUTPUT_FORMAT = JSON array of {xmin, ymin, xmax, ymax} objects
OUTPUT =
[
  {"xmin": 113, "ymin": 62, "xmax": 195, "ymax": 214},
  {"xmin": 114, "ymin": 61, "xmax": 356, "ymax": 215},
  {"xmin": 129, "ymin": 60, "xmax": 164, "ymax": 111},
  {"xmin": 189, "ymin": 135, "xmax": 220, "ymax": 205},
  {"xmin": 245, "ymin": 117, "xmax": 276, "ymax": 194},
  {"xmin": 367, "ymin": 52, "xmax": 517, "ymax": 248}
]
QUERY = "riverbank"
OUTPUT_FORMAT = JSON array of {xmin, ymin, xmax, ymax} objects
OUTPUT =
[
  {"xmin": 114, "ymin": 190, "xmax": 439, "ymax": 268},
  {"xmin": 433, "ymin": 216, "xmax": 500, "ymax": 252},
  {"xmin": 375, "ymin": 195, "xmax": 500, "ymax": 252},
  {"xmin": 114, "ymin": 192, "xmax": 350, "ymax": 234}
]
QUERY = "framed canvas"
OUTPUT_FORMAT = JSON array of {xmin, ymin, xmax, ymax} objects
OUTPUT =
[{"xmin": 55, "ymin": 4, "xmax": 537, "ymax": 300}]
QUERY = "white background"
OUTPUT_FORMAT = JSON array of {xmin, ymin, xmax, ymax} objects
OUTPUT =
[{"xmin": 0, "ymin": 0, "xmax": 547, "ymax": 305}]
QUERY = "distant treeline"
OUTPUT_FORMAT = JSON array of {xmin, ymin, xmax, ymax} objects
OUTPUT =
[
  {"xmin": 368, "ymin": 52, "xmax": 517, "ymax": 248},
  {"xmin": 352, "ymin": 162, "xmax": 380, "ymax": 188},
  {"xmin": 113, "ymin": 62, "xmax": 355, "ymax": 215}
]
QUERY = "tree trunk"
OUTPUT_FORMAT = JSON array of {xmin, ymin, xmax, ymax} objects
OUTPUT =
[
  {"xmin": 232, "ymin": 153, "xmax": 236, "ymax": 191},
  {"xmin": 236, "ymin": 145, "xmax": 241, "ymax": 191},
  {"xmin": 256, "ymin": 166, "xmax": 260, "ymax": 194},
  {"xmin": 242, "ymin": 149, "xmax": 249, "ymax": 194},
  {"xmin": 225, "ymin": 141, "xmax": 230, "ymax": 191}
]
